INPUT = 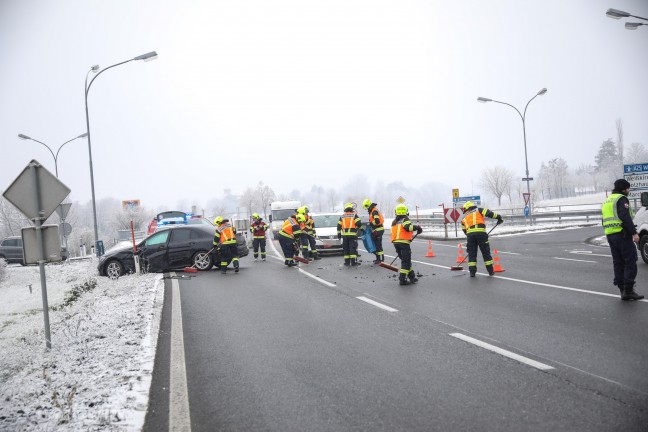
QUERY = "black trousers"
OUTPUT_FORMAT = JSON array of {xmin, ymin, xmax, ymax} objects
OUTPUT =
[
  {"xmin": 252, "ymin": 238, "xmax": 266, "ymax": 258},
  {"xmin": 607, "ymin": 233, "xmax": 638, "ymax": 286},
  {"xmin": 394, "ymin": 242, "xmax": 412, "ymax": 275},
  {"xmin": 301, "ymin": 233, "xmax": 317, "ymax": 257},
  {"xmin": 373, "ymin": 230, "xmax": 384, "ymax": 257},
  {"xmin": 466, "ymin": 232, "xmax": 493, "ymax": 271},
  {"xmin": 278, "ymin": 235, "xmax": 296, "ymax": 260},
  {"xmin": 342, "ymin": 236, "xmax": 358, "ymax": 260},
  {"xmin": 219, "ymin": 243, "xmax": 239, "ymax": 267}
]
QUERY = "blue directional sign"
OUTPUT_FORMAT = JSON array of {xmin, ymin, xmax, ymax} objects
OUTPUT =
[
  {"xmin": 524, "ymin": 205, "xmax": 530, "ymax": 217},
  {"xmin": 453, "ymin": 195, "xmax": 481, "ymax": 204},
  {"xmin": 624, "ymin": 163, "xmax": 648, "ymax": 199}
]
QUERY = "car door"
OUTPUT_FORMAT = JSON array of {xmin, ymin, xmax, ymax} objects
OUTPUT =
[
  {"xmin": 7, "ymin": 238, "xmax": 22, "ymax": 263},
  {"xmin": 140, "ymin": 230, "xmax": 171, "ymax": 272},
  {"xmin": 166, "ymin": 228, "xmax": 195, "ymax": 269}
]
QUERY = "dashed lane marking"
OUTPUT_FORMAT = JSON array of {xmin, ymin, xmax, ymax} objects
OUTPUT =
[
  {"xmin": 553, "ymin": 257, "xmax": 597, "ymax": 263},
  {"xmin": 356, "ymin": 296, "xmax": 399, "ymax": 312},
  {"xmin": 450, "ymin": 333, "xmax": 554, "ymax": 371}
]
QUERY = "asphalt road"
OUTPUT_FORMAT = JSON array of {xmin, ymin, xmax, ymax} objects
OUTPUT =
[{"xmin": 145, "ymin": 226, "xmax": 648, "ymax": 431}]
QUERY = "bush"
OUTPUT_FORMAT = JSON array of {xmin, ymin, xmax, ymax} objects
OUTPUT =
[{"xmin": 52, "ymin": 278, "xmax": 98, "ymax": 311}]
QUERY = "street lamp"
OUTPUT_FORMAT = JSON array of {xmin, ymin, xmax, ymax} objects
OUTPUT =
[
  {"xmin": 85, "ymin": 51, "xmax": 158, "ymax": 257},
  {"xmin": 18, "ymin": 133, "xmax": 88, "ymax": 177},
  {"xmin": 477, "ymin": 88, "xmax": 547, "ymax": 216},
  {"xmin": 606, "ymin": 8, "xmax": 648, "ymax": 29}
]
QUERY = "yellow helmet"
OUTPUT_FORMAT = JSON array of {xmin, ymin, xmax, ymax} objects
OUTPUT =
[
  {"xmin": 395, "ymin": 204, "xmax": 408, "ymax": 216},
  {"xmin": 296, "ymin": 214, "xmax": 306, "ymax": 223},
  {"xmin": 252, "ymin": 213, "xmax": 260, "ymax": 219},
  {"xmin": 463, "ymin": 201, "xmax": 475, "ymax": 211},
  {"xmin": 297, "ymin": 206, "xmax": 306, "ymax": 214},
  {"xmin": 214, "ymin": 216, "xmax": 223, "ymax": 225},
  {"xmin": 362, "ymin": 199, "xmax": 372, "ymax": 209},
  {"xmin": 344, "ymin": 202, "xmax": 354, "ymax": 211}
]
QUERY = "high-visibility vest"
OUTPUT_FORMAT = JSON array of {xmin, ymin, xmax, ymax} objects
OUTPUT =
[
  {"xmin": 217, "ymin": 223, "xmax": 237, "ymax": 244},
  {"xmin": 602, "ymin": 193, "xmax": 631, "ymax": 235},
  {"xmin": 370, "ymin": 207, "xmax": 385, "ymax": 231},
  {"xmin": 461, "ymin": 209, "xmax": 486, "ymax": 234},
  {"xmin": 339, "ymin": 212, "xmax": 359, "ymax": 236},
  {"xmin": 391, "ymin": 220, "xmax": 414, "ymax": 243},
  {"xmin": 280, "ymin": 217, "xmax": 301, "ymax": 239}
]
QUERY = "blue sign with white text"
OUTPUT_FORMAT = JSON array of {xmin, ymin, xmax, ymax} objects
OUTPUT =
[{"xmin": 453, "ymin": 195, "xmax": 481, "ymax": 203}]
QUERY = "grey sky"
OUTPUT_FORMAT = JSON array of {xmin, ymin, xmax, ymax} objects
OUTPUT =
[{"xmin": 1, "ymin": 0, "xmax": 647, "ymax": 210}]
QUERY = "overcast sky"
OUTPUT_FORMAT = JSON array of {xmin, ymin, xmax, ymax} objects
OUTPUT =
[{"xmin": 1, "ymin": 0, "xmax": 647, "ymax": 210}]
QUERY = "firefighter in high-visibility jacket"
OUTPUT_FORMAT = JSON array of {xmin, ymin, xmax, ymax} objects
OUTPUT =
[
  {"xmin": 249, "ymin": 213, "xmax": 268, "ymax": 261},
  {"xmin": 298, "ymin": 206, "xmax": 320, "ymax": 260},
  {"xmin": 362, "ymin": 199, "xmax": 385, "ymax": 263},
  {"xmin": 460, "ymin": 201, "xmax": 503, "ymax": 277},
  {"xmin": 601, "ymin": 179, "xmax": 643, "ymax": 300},
  {"xmin": 213, "ymin": 216, "xmax": 239, "ymax": 274},
  {"xmin": 278, "ymin": 213, "xmax": 305, "ymax": 267},
  {"xmin": 391, "ymin": 204, "xmax": 422, "ymax": 285},
  {"xmin": 337, "ymin": 203, "xmax": 362, "ymax": 266}
]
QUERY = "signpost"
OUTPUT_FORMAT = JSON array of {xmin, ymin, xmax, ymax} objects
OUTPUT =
[
  {"xmin": 2, "ymin": 160, "xmax": 71, "ymax": 349},
  {"xmin": 624, "ymin": 163, "xmax": 648, "ymax": 200},
  {"xmin": 56, "ymin": 203, "xmax": 72, "ymax": 256}
]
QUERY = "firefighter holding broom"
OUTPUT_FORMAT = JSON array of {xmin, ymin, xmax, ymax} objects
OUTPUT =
[
  {"xmin": 460, "ymin": 201, "xmax": 503, "ymax": 277},
  {"xmin": 391, "ymin": 204, "xmax": 423, "ymax": 285},
  {"xmin": 278, "ymin": 213, "xmax": 305, "ymax": 267}
]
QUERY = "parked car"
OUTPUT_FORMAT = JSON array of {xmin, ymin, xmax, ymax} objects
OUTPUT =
[
  {"xmin": 97, "ymin": 225, "xmax": 249, "ymax": 278},
  {"xmin": 0, "ymin": 235, "xmax": 68, "ymax": 265},
  {"xmin": 0, "ymin": 236, "xmax": 24, "ymax": 264},
  {"xmin": 311, "ymin": 213, "xmax": 344, "ymax": 255}
]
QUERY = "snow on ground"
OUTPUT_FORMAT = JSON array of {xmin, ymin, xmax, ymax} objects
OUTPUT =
[{"xmin": 0, "ymin": 259, "xmax": 162, "ymax": 431}]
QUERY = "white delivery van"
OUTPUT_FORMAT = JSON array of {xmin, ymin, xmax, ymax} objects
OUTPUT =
[{"xmin": 269, "ymin": 200, "xmax": 302, "ymax": 239}]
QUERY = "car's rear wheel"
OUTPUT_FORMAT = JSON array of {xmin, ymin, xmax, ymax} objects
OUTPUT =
[
  {"xmin": 105, "ymin": 260, "xmax": 124, "ymax": 279},
  {"xmin": 192, "ymin": 251, "xmax": 214, "ymax": 271},
  {"xmin": 640, "ymin": 235, "xmax": 648, "ymax": 264}
]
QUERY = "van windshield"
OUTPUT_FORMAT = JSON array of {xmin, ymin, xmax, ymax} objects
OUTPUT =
[{"xmin": 272, "ymin": 209, "xmax": 296, "ymax": 221}]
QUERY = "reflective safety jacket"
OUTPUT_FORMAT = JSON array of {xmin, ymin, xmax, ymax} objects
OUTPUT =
[
  {"xmin": 250, "ymin": 220, "xmax": 268, "ymax": 238},
  {"xmin": 304, "ymin": 215, "xmax": 316, "ymax": 236},
  {"xmin": 279, "ymin": 217, "xmax": 302, "ymax": 240},
  {"xmin": 602, "ymin": 193, "xmax": 634, "ymax": 235},
  {"xmin": 391, "ymin": 216, "xmax": 414, "ymax": 243},
  {"xmin": 338, "ymin": 212, "xmax": 362, "ymax": 237},
  {"xmin": 461, "ymin": 207, "xmax": 499, "ymax": 234},
  {"xmin": 368, "ymin": 205, "xmax": 385, "ymax": 232},
  {"xmin": 214, "ymin": 221, "xmax": 237, "ymax": 245}
]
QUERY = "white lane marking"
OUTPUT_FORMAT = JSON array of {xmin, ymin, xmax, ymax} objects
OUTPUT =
[
  {"xmin": 169, "ymin": 274, "xmax": 192, "ymax": 432},
  {"xmin": 408, "ymin": 258, "xmax": 648, "ymax": 302},
  {"xmin": 570, "ymin": 251, "xmax": 611, "ymax": 257},
  {"xmin": 356, "ymin": 296, "xmax": 398, "ymax": 312},
  {"xmin": 450, "ymin": 333, "xmax": 554, "ymax": 371},
  {"xmin": 268, "ymin": 236, "xmax": 337, "ymax": 287},
  {"xmin": 498, "ymin": 251, "xmax": 520, "ymax": 255},
  {"xmin": 553, "ymin": 257, "xmax": 597, "ymax": 263}
]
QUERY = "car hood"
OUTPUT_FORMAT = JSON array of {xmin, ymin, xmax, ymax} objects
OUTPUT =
[{"xmin": 315, "ymin": 227, "xmax": 338, "ymax": 236}]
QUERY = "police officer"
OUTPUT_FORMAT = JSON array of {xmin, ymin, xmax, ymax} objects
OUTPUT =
[
  {"xmin": 391, "ymin": 204, "xmax": 422, "ymax": 285},
  {"xmin": 602, "ymin": 179, "xmax": 643, "ymax": 300},
  {"xmin": 213, "ymin": 216, "xmax": 239, "ymax": 274},
  {"xmin": 337, "ymin": 203, "xmax": 362, "ymax": 266},
  {"xmin": 249, "ymin": 213, "xmax": 268, "ymax": 261},
  {"xmin": 460, "ymin": 201, "xmax": 503, "ymax": 277},
  {"xmin": 362, "ymin": 199, "xmax": 385, "ymax": 263}
]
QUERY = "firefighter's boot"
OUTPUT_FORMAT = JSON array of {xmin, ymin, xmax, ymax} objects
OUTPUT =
[
  {"xmin": 399, "ymin": 273, "xmax": 410, "ymax": 286},
  {"xmin": 233, "ymin": 260, "xmax": 239, "ymax": 273},
  {"xmin": 408, "ymin": 271, "xmax": 418, "ymax": 284},
  {"xmin": 344, "ymin": 258, "xmax": 350, "ymax": 266},
  {"xmin": 621, "ymin": 283, "xmax": 644, "ymax": 301},
  {"xmin": 469, "ymin": 267, "xmax": 477, "ymax": 278},
  {"xmin": 373, "ymin": 254, "xmax": 381, "ymax": 264},
  {"xmin": 486, "ymin": 264, "xmax": 494, "ymax": 276}
]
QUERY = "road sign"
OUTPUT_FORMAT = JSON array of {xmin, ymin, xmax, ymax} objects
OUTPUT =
[
  {"xmin": 56, "ymin": 203, "xmax": 72, "ymax": 219},
  {"xmin": 396, "ymin": 196, "xmax": 405, "ymax": 204},
  {"xmin": 452, "ymin": 188, "xmax": 459, "ymax": 199},
  {"xmin": 452, "ymin": 195, "xmax": 481, "ymax": 204},
  {"xmin": 61, "ymin": 222, "xmax": 73, "ymax": 236},
  {"xmin": 444, "ymin": 208, "xmax": 461, "ymax": 223},
  {"xmin": 524, "ymin": 205, "xmax": 530, "ymax": 217},
  {"xmin": 523, "ymin": 193, "xmax": 531, "ymax": 206},
  {"xmin": 3, "ymin": 160, "xmax": 70, "ymax": 221},
  {"xmin": 522, "ymin": 177, "xmax": 534, "ymax": 181},
  {"xmin": 624, "ymin": 163, "xmax": 648, "ymax": 199},
  {"xmin": 22, "ymin": 226, "xmax": 62, "ymax": 264}
]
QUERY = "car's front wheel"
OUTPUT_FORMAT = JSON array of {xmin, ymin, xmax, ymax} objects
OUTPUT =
[
  {"xmin": 192, "ymin": 251, "xmax": 214, "ymax": 271},
  {"xmin": 105, "ymin": 260, "xmax": 124, "ymax": 279},
  {"xmin": 640, "ymin": 235, "xmax": 648, "ymax": 264}
]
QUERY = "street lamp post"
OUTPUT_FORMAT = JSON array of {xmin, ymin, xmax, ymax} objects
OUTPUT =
[
  {"xmin": 606, "ymin": 8, "xmax": 648, "ymax": 30},
  {"xmin": 18, "ymin": 133, "xmax": 88, "ymax": 177},
  {"xmin": 477, "ymin": 88, "xmax": 547, "ymax": 218},
  {"xmin": 84, "ymin": 51, "xmax": 158, "ymax": 257}
]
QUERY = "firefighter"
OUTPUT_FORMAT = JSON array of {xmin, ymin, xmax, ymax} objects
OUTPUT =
[
  {"xmin": 213, "ymin": 216, "xmax": 239, "ymax": 274},
  {"xmin": 602, "ymin": 179, "xmax": 643, "ymax": 300},
  {"xmin": 460, "ymin": 201, "xmax": 503, "ymax": 277},
  {"xmin": 362, "ymin": 198, "xmax": 385, "ymax": 263},
  {"xmin": 391, "ymin": 204, "xmax": 422, "ymax": 285},
  {"xmin": 298, "ymin": 206, "xmax": 320, "ymax": 260},
  {"xmin": 278, "ymin": 213, "xmax": 305, "ymax": 267},
  {"xmin": 249, "ymin": 213, "xmax": 268, "ymax": 261},
  {"xmin": 337, "ymin": 203, "xmax": 362, "ymax": 266}
]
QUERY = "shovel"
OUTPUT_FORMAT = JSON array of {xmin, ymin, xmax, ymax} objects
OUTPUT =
[
  {"xmin": 450, "ymin": 224, "xmax": 499, "ymax": 271},
  {"xmin": 378, "ymin": 232, "xmax": 420, "ymax": 272}
]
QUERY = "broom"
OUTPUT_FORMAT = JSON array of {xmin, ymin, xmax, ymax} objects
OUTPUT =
[
  {"xmin": 293, "ymin": 241, "xmax": 310, "ymax": 264},
  {"xmin": 378, "ymin": 232, "xmax": 421, "ymax": 272},
  {"xmin": 184, "ymin": 247, "xmax": 215, "ymax": 273},
  {"xmin": 450, "ymin": 224, "xmax": 499, "ymax": 271}
]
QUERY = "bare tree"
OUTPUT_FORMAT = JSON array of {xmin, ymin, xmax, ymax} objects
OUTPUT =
[
  {"xmin": 480, "ymin": 166, "xmax": 514, "ymax": 206},
  {"xmin": 0, "ymin": 198, "xmax": 32, "ymax": 238},
  {"xmin": 326, "ymin": 188, "xmax": 339, "ymax": 212},
  {"xmin": 110, "ymin": 205, "xmax": 153, "ymax": 232},
  {"xmin": 625, "ymin": 142, "xmax": 648, "ymax": 164},
  {"xmin": 239, "ymin": 187, "xmax": 257, "ymax": 219},
  {"xmin": 616, "ymin": 118, "xmax": 624, "ymax": 172},
  {"xmin": 255, "ymin": 182, "xmax": 276, "ymax": 218}
]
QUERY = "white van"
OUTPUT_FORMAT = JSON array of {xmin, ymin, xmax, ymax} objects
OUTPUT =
[{"xmin": 269, "ymin": 200, "xmax": 301, "ymax": 239}]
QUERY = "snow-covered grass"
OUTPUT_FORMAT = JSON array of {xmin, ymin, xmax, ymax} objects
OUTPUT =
[{"xmin": 0, "ymin": 259, "xmax": 161, "ymax": 431}]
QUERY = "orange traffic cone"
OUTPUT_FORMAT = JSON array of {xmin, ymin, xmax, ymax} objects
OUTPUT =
[
  {"xmin": 492, "ymin": 249, "xmax": 505, "ymax": 272},
  {"xmin": 425, "ymin": 241, "xmax": 436, "ymax": 257},
  {"xmin": 455, "ymin": 244, "xmax": 465, "ymax": 263}
]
